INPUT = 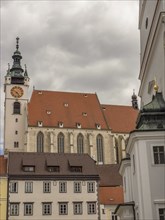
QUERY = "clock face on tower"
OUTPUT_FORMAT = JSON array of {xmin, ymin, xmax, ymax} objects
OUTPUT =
[{"xmin": 10, "ymin": 86, "xmax": 24, "ymax": 98}]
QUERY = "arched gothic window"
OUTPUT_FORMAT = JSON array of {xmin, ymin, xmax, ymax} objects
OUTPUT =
[
  {"xmin": 96, "ymin": 134, "xmax": 104, "ymax": 163},
  {"xmin": 77, "ymin": 133, "xmax": 84, "ymax": 154},
  {"xmin": 58, "ymin": 132, "xmax": 64, "ymax": 153},
  {"xmin": 13, "ymin": 102, "xmax": 20, "ymax": 114},
  {"xmin": 37, "ymin": 132, "xmax": 44, "ymax": 152}
]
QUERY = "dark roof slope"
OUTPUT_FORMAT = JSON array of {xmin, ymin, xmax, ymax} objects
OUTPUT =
[
  {"xmin": 8, "ymin": 152, "xmax": 99, "ymax": 180},
  {"xmin": 96, "ymin": 164, "xmax": 122, "ymax": 187}
]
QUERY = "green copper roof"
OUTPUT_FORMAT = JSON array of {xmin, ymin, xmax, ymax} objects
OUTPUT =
[
  {"xmin": 142, "ymin": 92, "xmax": 165, "ymax": 112},
  {"xmin": 136, "ymin": 92, "xmax": 165, "ymax": 130}
]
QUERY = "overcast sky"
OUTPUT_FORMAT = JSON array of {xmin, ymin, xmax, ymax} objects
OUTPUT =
[{"xmin": 0, "ymin": 0, "xmax": 140, "ymax": 152}]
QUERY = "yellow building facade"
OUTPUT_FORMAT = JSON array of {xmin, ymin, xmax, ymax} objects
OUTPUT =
[{"xmin": 0, "ymin": 156, "xmax": 7, "ymax": 220}]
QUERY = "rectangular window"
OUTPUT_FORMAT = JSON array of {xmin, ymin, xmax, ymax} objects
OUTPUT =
[
  {"xmin": 73, "ymin": 202, "xmax": 82, "ymax": 215},
  {"xmin": 74, "ymin": 182, "xmax": 81, "ymax": 193},
  {"xmin": 159, "ymin": 208, "xmax": 165, "ymax": 220},
  {"xmin": 59, "ymin": 182, "xmax": 67, "ymax": 193},
  {"xmin": 87, "ymin": 202, "xmax": 96, "ymax": 214},
  {"xmin": 59, "ymin": 202, "xmax": 68, "ymax": 215},
  {"xmin": 14, "ymin": 141, "xmax": 19, "ymax": 148},
  {"xmin": 23, "ymin": 166, "xmax": 35, "ymax": 172},
  {"xmin": 47, "ymin": 166, "xmax": 60, "ymax": 172},
  {"xmin": 87, "ymin": 182, "xmax": 95, "ymax": 193},
  {"xmin": 42, "ymin": 203, "xmax": 52, "ymax": 215},
  {"xmin": 112, "ymin": 212, "xmax": 118, "ymax": 220},
  {"xmin": 10, "ymin": 203, "xmax": 19, "ymax": 216},
  {"xmin": 153, "ymin": 146, "xmax": 165, "ymax": 164},
  {"xmin": 70, "ymin": 166, "xmax": 82, "ymax": 172},
  {"xmin": 43, "ymin": 182, "xmax": 51, "ymax": 193},
  {"xmin": 24, "ymin": 203, "xmax": 33, "ymax": 216},
  {"xmin": 10, "ymin": 182, "xmax": 18, "ymax": 193},
  {"xmin": 25, "ymin": 182, "xmax": 33, "ymax": 193}
]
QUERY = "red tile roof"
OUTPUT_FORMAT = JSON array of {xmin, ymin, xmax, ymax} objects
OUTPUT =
[
  {"xmin": 102, "ymin": 105, "xmax": 139, "ymax": 133},
  {"xmin": 28, "ymin": 90, "xmax": 108, "ymax": 129},
  {"xmin": 28, "ymin": 90, "xmax": 138, "ymax": 133},
  {"xmin": 99, "ymin": 186, "xmax": 124, "ymax": 205},
  {"xmin": 0, "ymin": 156, "xmax": 7, "ymax": 175}
]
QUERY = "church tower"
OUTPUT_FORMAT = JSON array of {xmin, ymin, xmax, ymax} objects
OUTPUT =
[
  {"xmin": 4, "ymin": 37, "xmax": 30, "ymax": 154},
  {"xmin": 138, "ymin": 0, "xmax": 165, "ymax": 106}
]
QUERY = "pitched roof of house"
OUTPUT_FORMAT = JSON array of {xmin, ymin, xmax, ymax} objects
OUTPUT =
[
  {"xmin": 28, "ymin": 90, "xmax": 108, "ymax": 130},
  {"xmin": 96, "ymin": 164, "xmax": 122, "ymax": 187},
  {"xmin": 102, "ymin": 105, "xmax": 139, "ymax": 133},
  {"xmin": 0, "ymin": 156, "xmax": 7, "ymax": 176},
  {"xmin": 8, "ymin": 152, "xmax": 99, "ymax": 180},
  {"xmin": 99, "ymin": 186, "xmax": 124, "ymax": 205}
]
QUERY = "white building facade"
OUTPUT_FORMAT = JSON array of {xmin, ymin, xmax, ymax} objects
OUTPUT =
[
  {"xmin": 138, "ymin": 0, "xmax": 165, "ymax": 105},
  {"xmin": 115, "ymin": 92, "xmax": 165, "ymax": 220}
]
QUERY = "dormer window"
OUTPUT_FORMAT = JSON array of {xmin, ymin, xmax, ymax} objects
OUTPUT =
[
  {"xmin": 64, "ymin": 103, "xmax": 68, "ymax": 107},
  {"xmin": 82, "ymin": 112, "xmax": 87, "ymax": 117},
  {"xmin": 47, "ymin": 166, "xmax": 60, "ymax": 172},
  {"xmin": 23, "ymin": 166, "xmax": 35, "ymax": 172},
  {"xmin": 70, "ymin": 166, "xmax": 82, "ymax": 172},
  {"xmin": 38, "ymin": 91, "xmax": 42, "ymax": 95},
  {"xmin": 58, "ymin": 122, "xmax": 64, "ymax": 128},
  {"xmin": 46, "ymin": 110, "xmax": 51, "ymax": 115},
  {"xmin": 96, "ymin": 123, "xmax": 101, "ymax": 129},
  {"xmin": 38, "ymin": 121, "xmax": 43, "ymax": 127},
  {"xmin": 76, "ymin": 123, "xmax": 81, "ymax": 129}
]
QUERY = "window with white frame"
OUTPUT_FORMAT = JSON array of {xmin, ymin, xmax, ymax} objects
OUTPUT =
[
  {"xmin": 25, "ymin": 182, "xmax": 33, "ymax": 193},
  {"xmin": 87, "ymin": 202, "xmax": 96, "ymax": 214},
  {"xmin": 10, "ymin": 182, "xmax": 18, "ymax": 193},
  {"xmin": 73, "ymin": 202, "xmax": 83, "ymax": 215},
  {"xmin": 74, "ymin": 181, "xmax": 81, "ymax": 193},
  {"xmin": 159, "ymin": 208, "xmax": 165, "ymax": 220},
  {"xmin": 10, "ymin": 203, "xmax": 19, "ymax": 216},
  {"xmin": 59, "ymin": 182, "xmax": 67, "ymax": 193},
  {"xmin": 87, "ymin": 182, "xmax": 95, "ymax": 193},
  {"xmin": 59, "ymin": 202, "xmax": 68, "ymax": 215},
  {"xmin": 24, "ymin": 203, "xmax": 33, "ymax": 216},
  {"xmin": 153, "ymin": 146, "xmax": 165, "ymax": 164},
  {"xmin": 43, "ymin": 181, "xmax": 51, "ymax": 193},
  {"xmin": 13, "ymin": 102, "xmax": 20, "ymax": 114},
  {"xmin": 42, "ymin": 203, "xmax": 52, "ymax": 215}
]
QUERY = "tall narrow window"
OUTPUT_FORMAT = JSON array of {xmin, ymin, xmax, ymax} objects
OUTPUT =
[
  {"xmin": 96, "ymin": 134, "xmax": 104, "ymax": 163},
  {"xmin": 77, "ymin": 133, "xmax": 84, "ymax": 154},
  {"xmin": 13, "ymin": 102, "xmax": 20, "ymax": 114},
  {"xmin": 37, "ymin": 132, "xmax": 44, "ymax": 152},
  {"xmin": 58, "ymin": 133, "xmax": 64, "ymax": 153},
  {"xmin": 153, "ymin": 146, "xmax": 165, "ymax": 164}
]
